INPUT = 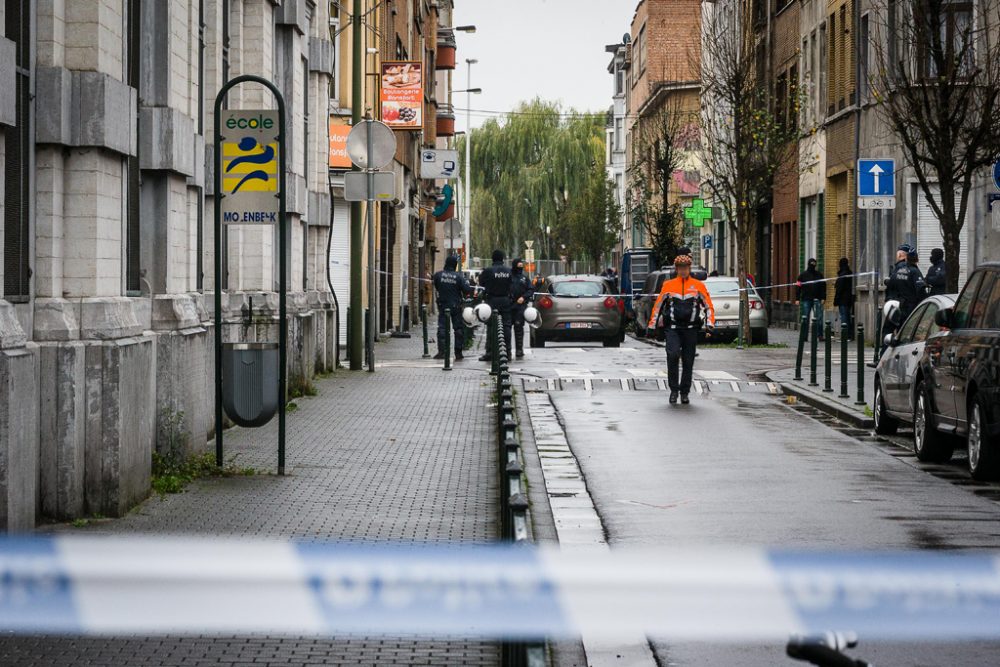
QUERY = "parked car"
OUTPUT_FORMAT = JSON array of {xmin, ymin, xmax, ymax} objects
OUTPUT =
[
  {"xmin": 915, "ymin": 262, "xmax": 1000, "ymax": 479},
  {"xmin": 633, "ymin": 266, "xmax": 709, "ymax": 338},
  {"xmin": 872, "ymin": 294, "xmax": 956, "ymax": 436},
  {"xmin": 703, "ymin": 276, "xmax": 769, "ymax": 344},
  {"xmin": 530, "ymin": 275, "xmax": 625, "ymax": 348}
]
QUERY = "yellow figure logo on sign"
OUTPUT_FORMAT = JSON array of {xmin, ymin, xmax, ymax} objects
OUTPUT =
[{"xmin": 223, "ymin": 137, "xmax": 278, "ymax": 193}]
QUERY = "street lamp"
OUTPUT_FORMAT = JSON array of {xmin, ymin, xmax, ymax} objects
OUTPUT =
[{"xmin": 459, "ymin": 57, "xmax": 479, "ymax": 265}]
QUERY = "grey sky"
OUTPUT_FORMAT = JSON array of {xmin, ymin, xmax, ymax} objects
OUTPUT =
[{"xmin": 453, "ymin": 0, "xmax": 637, "ymax": 130}]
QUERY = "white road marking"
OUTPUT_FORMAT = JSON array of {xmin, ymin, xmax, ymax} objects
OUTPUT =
[
  {"xmin": 555, "ymin": 367, "xmax": 595, "ymax": 378},
  {"xmin": 695, "ymin": 370, "xmax": 740, "ymax": 380},
  {"xmin": 620, "ymin": 379, "xmax": 631, "ymax": 391},
  {"xmin": 583, "ymin": 379, "xmax": 593, "ymax": 392},
  {"xmin": 730, "ymin": 381, "xmax": 741, "ymax": 392},
  {"xmin": 626, "ymin": 368, "xmax": 669, "ymax": 377}
]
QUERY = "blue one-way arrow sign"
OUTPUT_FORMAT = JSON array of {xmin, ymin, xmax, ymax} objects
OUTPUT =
[{"xmin": 858, "ymin": 159, "xmax": 895, "ymax": 197}]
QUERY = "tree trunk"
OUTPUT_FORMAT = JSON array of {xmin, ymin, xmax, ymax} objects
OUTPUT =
[
  {"xmin": 937, "ymin": 180, "xmax": 963, "ymax": 293},
  {"xmin": 735, "ymin": 209, "xmax": 753, "ymax": 344}
]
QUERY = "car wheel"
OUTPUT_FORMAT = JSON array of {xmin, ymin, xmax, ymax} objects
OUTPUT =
[
  {"xmin": 913, "ymin": 379, "xmax": 953, "ymax": 463},
  {"xmin": 968, "ymin": 393, "xmax": 1000, "ymax": 481},
  {"xmin": 530, "ymin": 331, "xmax": 545, "ymax": 348},
  {"xmin": 603, "ymin": 336, "xmax": 621, "ymax": 348},
  {"xmin": 750, "ymin": 328, "xmax": 769, "ymax": 345},
  {"xmin": 873, "ymin": 380, "xmax": 899, "ymax": 435}
]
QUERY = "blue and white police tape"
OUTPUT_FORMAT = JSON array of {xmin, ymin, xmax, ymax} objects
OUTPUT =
[{"xmin": 3, "ymin": 536, "xmax": 999, "ymax": 640}]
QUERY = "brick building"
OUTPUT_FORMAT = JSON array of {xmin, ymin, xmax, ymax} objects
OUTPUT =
[
  {"xmin": 624, "ymin": 0, "xmax": 703, "ymax": 264},
  {"xmin": 1, "ymin": 0, "xmax": 337, "ymax": 530}
]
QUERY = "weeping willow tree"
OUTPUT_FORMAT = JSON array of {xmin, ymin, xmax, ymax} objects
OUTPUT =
[{"xmin": 459, "ymin": 100, "xmax": 607, "ymax": 261}]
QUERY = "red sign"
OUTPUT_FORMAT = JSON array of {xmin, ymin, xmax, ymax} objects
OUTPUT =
[
  {"xmin": 329, "ymin": 122, "xmax": 352, "ymax": 168},
  {"xmin": 380, "ymin": 61, "xmax": 423, "ymax": 130}
]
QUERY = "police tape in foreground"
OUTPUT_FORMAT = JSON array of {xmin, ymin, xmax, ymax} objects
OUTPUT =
[{"xmin": 2, "ymin": 536, "xmax": 999, "ymax": 640}]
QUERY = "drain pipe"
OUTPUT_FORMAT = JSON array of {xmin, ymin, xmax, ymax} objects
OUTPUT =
[{"xmin": 327, "ymin": 174, "xmax": 342, "ymax": 368}]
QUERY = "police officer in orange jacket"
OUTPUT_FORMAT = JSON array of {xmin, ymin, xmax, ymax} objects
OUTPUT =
[{"xmin": 648, "ymin": 252, "xmax": 715, "ymax": 404}]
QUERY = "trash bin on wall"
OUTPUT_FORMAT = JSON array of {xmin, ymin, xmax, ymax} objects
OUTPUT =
[{"xmin": 222, "ymin": 342, "xmax": 280, "ymax": 427}]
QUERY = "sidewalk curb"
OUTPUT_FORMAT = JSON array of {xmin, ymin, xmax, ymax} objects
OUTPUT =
[{"xmin": 765, "ymin": 371, "xmax": 875, "ymax": 430}]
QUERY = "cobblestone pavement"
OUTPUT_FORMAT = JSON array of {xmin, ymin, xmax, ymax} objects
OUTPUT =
[{"xmin": 1, "ymin": 335, "xmax": 500, "ymax": 666}]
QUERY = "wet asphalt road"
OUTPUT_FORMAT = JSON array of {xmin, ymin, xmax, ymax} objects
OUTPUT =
[{"xmin": 512, "ymin": 331, "xmax": 1000, "ymax": 666}]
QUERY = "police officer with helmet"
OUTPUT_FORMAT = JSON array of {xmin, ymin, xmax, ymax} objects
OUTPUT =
[
  {"xmin": 433, "ymin": 255, "xmax": 474, "ymax": 360},
  {"xmin": 510, "ymin": 258, "xmax": 535, "ymax": 359},
  {"xmin": 478, "ymin": 249, "xmax": 514, "ymax": 361}
]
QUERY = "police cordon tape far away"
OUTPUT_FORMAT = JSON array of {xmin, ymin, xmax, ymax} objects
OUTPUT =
[{"xmin": 2, "ymin": 536, "xmax": 1000, "ymax": 641}]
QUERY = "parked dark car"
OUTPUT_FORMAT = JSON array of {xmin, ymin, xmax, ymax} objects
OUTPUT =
[
  {"xmin": 633, "ymin": 266, "xmax": 709, "ymax": 338},
  {"xmin": 914, "ymin": 263, "xmax": 1000, "ymax": 479},
  {"xmin": 873, "ymin": 294, "xmax": 956, "ymax": 436}
]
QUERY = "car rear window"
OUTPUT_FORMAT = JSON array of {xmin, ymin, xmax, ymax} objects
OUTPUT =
[
  {"xmin": 550, "ymin": 280, "xmax": 605, "ymax": 297},
  {"xmin": 706, "ymin": 280, "xmax": 741, "ymax": 297}
]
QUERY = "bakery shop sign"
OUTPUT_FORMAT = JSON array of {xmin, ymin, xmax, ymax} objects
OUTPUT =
[{"xmin": 380, "ymin": 61, "xmax": 423, "ymax": 130}]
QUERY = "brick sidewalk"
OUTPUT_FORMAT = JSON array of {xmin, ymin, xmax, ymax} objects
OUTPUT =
[{"xmin": 1, "ymin": 335, "xmax": 500, "ymax": 666}]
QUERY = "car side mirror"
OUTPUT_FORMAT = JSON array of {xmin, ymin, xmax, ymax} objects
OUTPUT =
[
  {"xmin": 935, "ymin": 308, "xmax": 954, "ymax": 329},
  {"xmin": 883, "ymin": 333, "xmax": 898, "ymax": 348}
]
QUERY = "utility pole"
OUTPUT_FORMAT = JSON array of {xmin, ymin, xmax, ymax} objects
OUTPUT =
[
  {"xmin": 349, "ymin": 0, "xmax": 363, "ymax": 370},
  {"xmin": 464, "ymin": 59, "xmax": 476, "ymax": 266}
]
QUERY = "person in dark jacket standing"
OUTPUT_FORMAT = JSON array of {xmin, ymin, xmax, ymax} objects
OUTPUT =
[
  {"xmin": 478, "ymin": 249, "xmax": 514, "ymax": 361},
  {"xmin": 925, "ymin": 247, "xmax": 947, "ymax": 296},
  {"xmin": 432, "ymin": 255, "xmax": 474, "ymax": 360},
  {"xmin": 795, "ymin": 258, "xmax": 826, "ymax": 341},
  {"xmin": 509, "ymin": 258, "xmax": 534, "ymax": 359},
  {"xmin": 889, "ymin": 250, "xmax": 926, "ymax": 320},
  {"xmin": 833, "ymin": 257, "xmax": 855, "ymax": 339}
]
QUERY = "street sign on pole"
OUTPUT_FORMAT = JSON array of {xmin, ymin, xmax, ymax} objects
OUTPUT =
[
  {"xmin": 219, "ymin": 111, "xmax": 280, "ymax": 225},
  {"xmin": 702, "ymin": 234, "xmax": 713, "ymax": 250},
  {"xmin": 857, "ymin": 197, "xmax": 897, "ymax": 209},
  {"xmin": 346, "ymin": 121, "xmax": 396, "ymax": 169},
  {"xmin": 344, "ymin": 172, "xmax": 395, "ymax": 201},
  {"xmin": 419, "ymin": 149, "xmax": 459, "ymax": 179},
  {"xmin": 857, "ymin": 159, "xmax": 895, "ymax": 197},
  {"xmin": 992, "ymin": 159, "xmax": 1000, "ymax": 191}
]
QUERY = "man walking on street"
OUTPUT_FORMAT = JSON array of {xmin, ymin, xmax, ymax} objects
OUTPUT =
[
  {"xmin": 647, "ymin": 252, "xmax": 715, "ymax": 405},
  {"xmin": 795, "ymin": 258, "xmax": 826, "ymax": 341},
  {"xmin": 479, "ymin": 249, "xmax": 514, "ymax": 361},
  {"xmin": 432, "ymin": 255, "xmax": 474, "ymax": 360},
  {"xmin": 925, "ymin": 247, "xmax": 947, "ymax": 296},
  {"xmin": 510, "ymin": 258, "xmax": 534, "ymax": 359},
  {"xmin": 834, "ymin": 257, "xmax": 855, "ymax": 339}
]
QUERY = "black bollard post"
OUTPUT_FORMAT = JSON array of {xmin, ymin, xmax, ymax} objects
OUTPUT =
[
  {"xmin": 490, "ymin": 313, "xmax": 500, "ymax": 376},
  {"xmin": 346, "ymin": 306, "xmax": 352, "ymax": 366},
  {"xmin": 873, "ymin": 309, "xmax": 882, "ymax": 365},
  {"xmin": 421, "ymin": 305, "xmax": 430, "ymax": 358},
  {"xmin": 839, "ymin": 321, "xmax": 850, "ymax": 398},
  {"xmin": 808, "ymin": 315, "xmax": 819, "ymax": 387},
  {"xmin": 823, "ymin": 321, "xmax": 833, "ymax": 392},
  {"xmin": 443, "ymin": 308, "xmax": 452, "ymax": 371},
  {"xmin": 855, "ymin": 324, "xmax": 866, "ymax": 405},
  {"xmin": 794, "ymin": 313, "xmax": 808, "ymax": 381}
]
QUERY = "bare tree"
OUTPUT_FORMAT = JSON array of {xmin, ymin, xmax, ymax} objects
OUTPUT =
[
  {"xmin": 699, "ymin": 0, "xmax": 800, "ymax": 339},
  {"xmin": 627, "ymin": 101, "xmax": 698, "ymax": 265},
  {"xmin": 869, "ymin": 0, "xmax": 1000, "ymax": 291}
]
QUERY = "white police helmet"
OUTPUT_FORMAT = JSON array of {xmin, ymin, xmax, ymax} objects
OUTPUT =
[
  {"xmin": 462, "ymin": 306, "xmax": 477, "ymax": 327},
  {"xmin": 474, "ymin": 302, "xmax": 493, "ymax": 323},
  {"xmin": 523, "ymin": 305, "xmax": 541, "ymax": 329}
]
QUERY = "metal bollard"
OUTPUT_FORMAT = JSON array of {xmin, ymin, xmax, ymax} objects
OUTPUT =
[
  {"xmin": 421, "ymin": 305, "xmax": 430, "ymax": 358},
  {"xmin": 823, "ymin": 321, "xmax": 833, "ymax": 392},
  {"xmin": 794, "ymin": 313, "xmax": 808, "ymax": 380},
  {"xmin": 808, "ymin": 317, "xmax": 819, "ymax": 387},
  {"xmin": 873, "ymin": 308, "xmax": 882, "ymax": 365},
  {"xmin": 443, "ymin": 308, "xmax": 452, "ymax": 371},
  {"xmin": 345, "ymin": 306, "xmax": 352, "ymax": 366},
  {"xmin": 839, "ymin": 321, "xmax": 850, "ymax": 398},
  {"xmin": 855, "ymin": 324, "xmax": 866, "ymax": 405},
  {"xmin": 490, "ymin": 314, "xmax": 500, "ymax": 376}
]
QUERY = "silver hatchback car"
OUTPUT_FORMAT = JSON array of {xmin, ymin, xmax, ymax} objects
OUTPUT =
[
  {"xmin": 530, "ymin": 275, "xmax": 625, "ymax": 348},
  {"xmin": 703, "ymin": 277, "xmax": 770, "ymax": 344}
]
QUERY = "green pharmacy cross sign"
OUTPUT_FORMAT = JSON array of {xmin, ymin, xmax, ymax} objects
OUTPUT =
[{"xmin": 684, "ymin": 198, "xmax": 713, "ymax": 228}]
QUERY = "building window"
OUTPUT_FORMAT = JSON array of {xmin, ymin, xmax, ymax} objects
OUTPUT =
[
  {"xmin": 803, "ymin": 199, "xmax": 819, "ymax": 262},
  {"xmin": 818, "ymin": 22, "xmax": 827, "ymax": 120},
  {"xmin": 615, "ymin": 66, "xmax": 624, "ymax": 95},
  {"xmin": 916, "ymin": 0, "xmax": 974, "ymax": 80},
  {"xmin": 614, "ymin": 118, "xmax": 623, "ymax": 152},
  {"xmin": 125, "ymin": 0, "xmax": 141, "ymax": 295},
  {"xmin": 3, "ymin": 0, "xmax": 32, "ymax": 302},
  {"xmin": 302, "ymin": 57, "xmax": 310, "ymax": 289},
  {"xmin": 329, "ymin": 3, "xmax": 339, "ymax": 105}
]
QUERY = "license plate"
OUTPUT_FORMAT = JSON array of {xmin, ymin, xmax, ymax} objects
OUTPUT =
[
  {"xmin": 566, "ymin": 322, "xmax": 591, "ymax": 329},
  {"xmin": 716, "ymin": 320, "xmax": 737, "ymax": 328}
]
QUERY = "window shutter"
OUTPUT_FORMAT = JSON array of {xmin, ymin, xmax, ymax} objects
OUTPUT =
[{"xmin": 916, "ymin": 184, "xmax": 968, "ymax": 287}]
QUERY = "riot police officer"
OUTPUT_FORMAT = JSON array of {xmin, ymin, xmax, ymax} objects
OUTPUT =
[
  {"xmin": 925, "ymin": 248, "xmax": 947, "ymax": 296},
  {"xmin": 509, "ymin": 258, "xmax": 535, "ymax": 359},
  {"xmin": 889, "ymin": 249, "xmax": 926, "ymax": 320},
  {"xmin": 478, "ymin": 249, "xmax": 514, "ymax": 361},
  {"xmin": 433, "ymin": 255, "xmax": 473, "ymax": 360}
]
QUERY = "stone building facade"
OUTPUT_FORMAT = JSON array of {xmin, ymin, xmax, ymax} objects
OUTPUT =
[{"xmin": 1, "ymin": 0, "xmax": 337, "ymax": 530}]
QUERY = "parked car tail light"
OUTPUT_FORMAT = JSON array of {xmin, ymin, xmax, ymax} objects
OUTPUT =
[
  {"xmin": 617, "ymin": 298, "xmax": 625, "ymax": 313},
  {"xmin": 538, "ymin": 295, "xmax": 553, "ymax": 310},
  {"xmin": 750, "ymin": 299, "xmax": 764, "ymax": 311},
  {"xmin": 603, "ymin": 296, "xmax": 617, "ymax": 309}
]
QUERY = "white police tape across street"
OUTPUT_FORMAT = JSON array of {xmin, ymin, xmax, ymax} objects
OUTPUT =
[{"xmin": 3, "ymin": 536, "xmax": 1000, "ymax": 641}]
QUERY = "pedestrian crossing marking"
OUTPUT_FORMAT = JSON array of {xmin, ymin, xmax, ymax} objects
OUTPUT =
[
  {"xmin": 696, "ymin": 370, "xmax": 739, "ymax": 380},
  {"xmin": 626, "ymin": 368, "xmax": 669, "ymax": 378},
  {"xmin": 555, "ymin": 367, "xmax": 595, "ymax": 378},
  {"xmin": 523, "ymin": 377, "xmax": 781, "ymax": 395}
]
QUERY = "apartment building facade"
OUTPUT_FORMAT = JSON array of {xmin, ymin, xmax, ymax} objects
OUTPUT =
[
  {"xmin": 606, "ymin": 40, "xmax": 629, "ymax": 264},
  {"xmin": 1, "ymin": 0, "xmax": 337, "ymax": 530}
]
